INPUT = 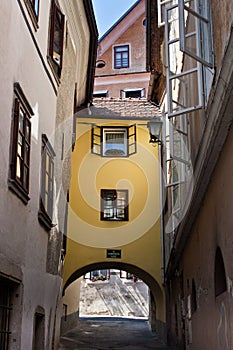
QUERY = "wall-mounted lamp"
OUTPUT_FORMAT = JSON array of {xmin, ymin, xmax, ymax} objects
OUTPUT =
[{"xmin": 147, "ymin": 117, "xmax": 163, "ymax": 144}]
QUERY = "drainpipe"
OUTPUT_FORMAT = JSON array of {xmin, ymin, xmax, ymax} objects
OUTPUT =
[{"xmin": 158, "ymin": 133, "xmax": 165, "ymax": 285}]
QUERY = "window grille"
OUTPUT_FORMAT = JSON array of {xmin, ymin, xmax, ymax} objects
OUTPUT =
[{"xmin": 0, "ymin": 278, "xmax": 13, "ymax": 350}]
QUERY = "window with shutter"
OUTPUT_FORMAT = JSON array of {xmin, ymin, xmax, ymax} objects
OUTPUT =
[
  {"xmin": 91, "ymin": 125, "xmax": 136, "ymax": 157},
  {"xmin": 8, "ymin": 83, "xmax": 33, "ymax": 204},
  {"xmin": 101, "ymin": 189, "xmax": 129, "ymax": 221},
  {"xmin": 38, "ymin": 134, "xmax": 55, "ymax": 230},
  {"xmin": 48, "ymin": 0, "xmax": 65, "ymax": 78}
]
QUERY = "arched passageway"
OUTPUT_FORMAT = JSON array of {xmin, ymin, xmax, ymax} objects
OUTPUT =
[{"xmin": 62, "ymin": 262, "xmax": 166, "ymax": 342}]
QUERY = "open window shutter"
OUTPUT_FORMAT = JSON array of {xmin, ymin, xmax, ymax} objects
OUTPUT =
[
  {"xmin": 170, "ymin": 117, "xmax": 190, "ymax": 165},
  {"xmin": 91, "ymin": 125, "xmax": 102, "ymax": 156},
  {"xmin": 179, "ymin": 0, "xmax": 213, "ymax": 68},
  {"xmin": 128, "ymin": 124, "xmax": 136, "ymax": 156},
  {"xmin": 165, "ymin": 3, "xmax": 204, "ymax": 118},
  {"xmin": 157, "ymin": 0, "xmax": 177, "ymax": 27}
]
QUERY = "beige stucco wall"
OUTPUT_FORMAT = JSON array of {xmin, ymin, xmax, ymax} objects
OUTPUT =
[{"xmin": 0, "ymin": 0, "xmax": 92, "ymax": 348}]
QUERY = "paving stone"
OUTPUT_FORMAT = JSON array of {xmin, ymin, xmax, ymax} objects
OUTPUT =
[{"xmin": 59, "ymin": 317, "xmax": 170, "ymax": 350}]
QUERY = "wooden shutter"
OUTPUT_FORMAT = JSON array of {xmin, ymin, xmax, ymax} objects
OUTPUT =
[
  {"xmin": 91, "ymin": 125, "xmax": 102, "ymax": 155},
  {"xmin": 128, "ymin": 124, "xmax": 137, "ymax": 156}
]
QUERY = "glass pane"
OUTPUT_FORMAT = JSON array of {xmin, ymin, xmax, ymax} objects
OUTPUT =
[
  {"xmin": 104, "ymin": 131, "xmax": 127, "ymax": 156},
  {"xmin": 45, "ymin": 173, "xmax": 49, "ymax": 192},
  {"xmin": 25, "ymin": 143, "xmax": 30, "ymax": 165},
  {"xmin": 23, "ymin": 167, "xmax": 29, "ymax": 189},
  {"xmin": 168, "ymin": 64, "xmax": 203, "ymax": 116},
  {"xmin": 46, "ymin": 153, "xmax": 49, "ymax": 172},
  {"xmin": 53, "ymin": 8, "xmax": 63, "ymax": 65},
  {"xmin": 44, "ymin": 193, "xmax": 48, "ymax": 212},
  {"xmin": 104, "ymin": 208, "xmax": 113, "ymax": 218},
  {"xmin": 25, "ymin": 119, "xmax": 31, "ymax": 141},
  {"xmin": 19, "ymin": 109, "xmax": 24, "ymax": 132},
  {"xmin": 16, "ymin": 157, "xmax": 22, "ymax": 179},
  {"xmin": 17, "ymin": 135, "xmax": 23, "ymax": 156},
  {"xmin": 179, "ymin": 0, "xmax": 213, "ymax": 67},
  {"xmin": 33, "ymin": 0, "xmax": 39, "ymax": 16},
  {"xmin": 158, "ymin": 0, "xmax": 178, "ymax": 26}
]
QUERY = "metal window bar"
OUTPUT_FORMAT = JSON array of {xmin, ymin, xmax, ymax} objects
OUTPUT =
[{"xmin": 0, "ymin": 284, "xmax": 12, "ymax": 350}]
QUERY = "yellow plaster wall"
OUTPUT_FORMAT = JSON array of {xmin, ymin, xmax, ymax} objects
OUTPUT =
[{"xmin": 64, "ymin": 118, "xmax": 165, "ymax": 321}]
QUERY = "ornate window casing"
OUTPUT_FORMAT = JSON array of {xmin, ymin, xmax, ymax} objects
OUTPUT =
[
  {"xmin": 114, "ymin": 45, "xmax": 129, "ymax": 69},
  {"xmin": 101, "ymin": 189, "xmax": 129, "ymax": 221},
  {"xmin": 38, "ymin": 134, "xmax": 55, "ymax": 230},
  {"xmin": 8, "ymin": 83, "xmax": 33, "ymax": 204},
  {"xmin": 48, "ymin": 0, "xmax": 65, "ymax": 78},
  {"xmin": 92, "ymin": 125, "xmax": 136, "ymax": 157}
]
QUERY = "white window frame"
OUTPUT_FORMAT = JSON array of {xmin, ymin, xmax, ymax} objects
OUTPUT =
[
  {"xmin": 120, "ymin": 88, "xmax": 145, "ymax": 99},
  {"xmin": 165, "ymin": 2, "xmax": 204, "ymax": 118},
  {"xmin": 113, "ymin": 44, "xmax": 130, "ymax": 69},
  {"xmin": 179, "ymin": 0, "xmax": 214, "ymax": 68},
  {"xmin": 92, "ymin": 124, "xmax": 137, "ymax": 157},
  {"xmin": 157, "ymin": 0, "xmax": 177, "ymax": 27},
  {"xmin": 103, "ymin": 128, "xmax": 128, "ymax": 157}
]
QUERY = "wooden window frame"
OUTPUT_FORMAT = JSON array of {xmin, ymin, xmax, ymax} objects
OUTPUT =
[
  {"xmin": 101, "ymin": 189, "xmax": 129, "ymax": 221},
  {"xmin": 24, "ymin": 0, "xmax": 40, "ymax": 30},
  {"xmin": 8, "ymin": 83, "xmax": 33, "ymax": 204},
  {"xmin": 38, "ymin": 134, "xmax": 55, "ymax": 230},
  {"xmin": 48, "ymin": 0, "xmax": 65, "ymax": 78},
  {"xmin": 114, "ymin": 45, "xmax": 129, "ymax": 69}
]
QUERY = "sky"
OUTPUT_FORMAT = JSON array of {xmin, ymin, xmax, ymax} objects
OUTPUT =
[{"xmin": 92, "ymin": 0, "xmax": 138, "ymax": 38}]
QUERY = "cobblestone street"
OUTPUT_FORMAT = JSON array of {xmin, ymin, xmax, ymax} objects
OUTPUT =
[{"xmin": 59, "ymin": 317, "xmax": 170, "ymax": 350}]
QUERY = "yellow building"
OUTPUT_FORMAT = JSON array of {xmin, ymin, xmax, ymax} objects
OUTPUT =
[{"xmin": 62, "ymin": 98, "xmax": 167, "ymax": 341}]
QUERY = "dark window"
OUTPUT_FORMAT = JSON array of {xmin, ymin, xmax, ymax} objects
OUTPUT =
[
  {"xmin": 33, "ymin": 312, "xmax": 45, "ymax": 350},
  {"xmin": 9, "ymin": 83, "xmax": 33, "ymax": 204},
  {"xmin": 121, "ymin": 89, "xmax": 145, "ymax": 98},
  {"xmin": 93, "ymin": 91, "xmax": 109, "ymax": 98},
  {"xmin": 38, "ymin": 134, "xmax": 55, "ymax": 230},
  {"xmin": 0, "ymin": 277, "xmax": 13, "ymax": 349},
  {"xmin": 92, "ymin": 125, "xmax": 136, "ymax": 157},
  {"xmin": 101, "ymin": 189, "xmax": 128, "ymax": 221},
  {"xmin": 114, "ymin": 45, "xmax": 129, "ymax": 69},
  {"xmin": 215, "ymin": 247, "xmax": 227, "ymax": 297},
  {"xmin": 191, "ymin": 279, "xmax": 197, "ymax": 313},
  {"xmin": 24, "ymin": 0, "xmax": 40, "ymax": 29},
  {"xmin": 30, "ymin": 0, "xmax": 39, "ymax": 18},
  {"xmin": 48, "ymin": 0, "xmax": 65, "ymax": 77}
]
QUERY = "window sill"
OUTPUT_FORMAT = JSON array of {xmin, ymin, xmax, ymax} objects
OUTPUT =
[
  {"xmin": 8, "ymin": 178, "xmax": 30, "ymax": 205},
  {"xmin": 38, "ymin": 210, "xmax": 55, "ymax": 231}
]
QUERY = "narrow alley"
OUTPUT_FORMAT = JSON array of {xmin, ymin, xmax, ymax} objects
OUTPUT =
[{"xmin": 59, "ymin": 317, "xmax": 170, "ymax": 350}]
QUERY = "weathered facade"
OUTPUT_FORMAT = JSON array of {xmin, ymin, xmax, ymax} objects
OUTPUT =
[
  {"xmin": 147, "ymin": 0, "xmax": 233, "ymax": 348},
  {"xmin": 0, "ymin": 0, "xmax": 97, "ymax": 348}
]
